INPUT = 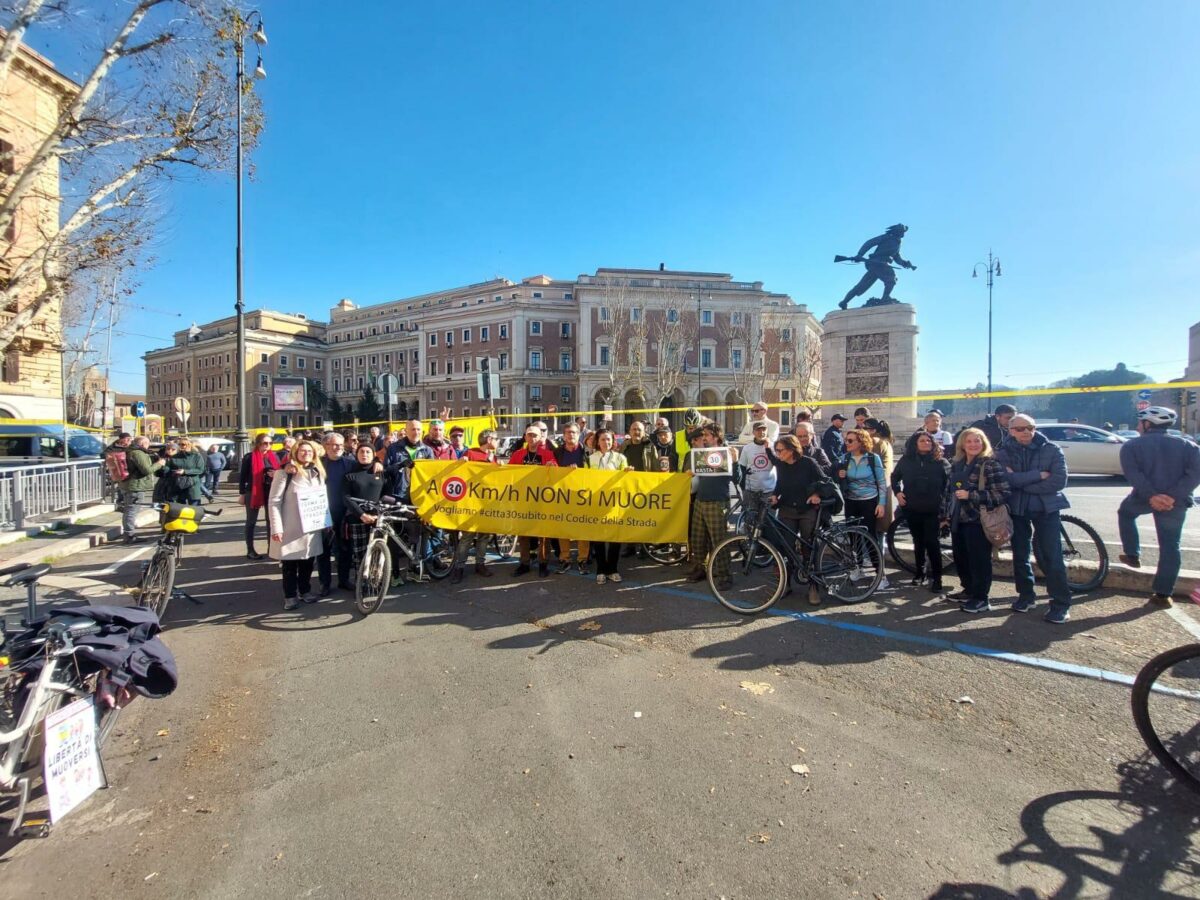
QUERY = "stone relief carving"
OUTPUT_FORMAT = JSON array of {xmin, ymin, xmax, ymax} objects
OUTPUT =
[
  {"xmin": 846, "ymin": 375, "xmax": 890, "ymax": 395},
  {"xmin": 846, "ymin": 333, "xmax": 889, "ymax": 354},
  {"xmin": 845, "ymin": 353, "xmax": 888, "ymax": 375}
]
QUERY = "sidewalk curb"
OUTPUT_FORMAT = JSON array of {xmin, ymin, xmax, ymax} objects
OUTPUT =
[
  {"xmin": 989, "ymin": 558, "xmax": 1198, "ymax": 599},
  {"xmin": 0, "ymin": 509, "xmax": 159, "ymax": 571}
]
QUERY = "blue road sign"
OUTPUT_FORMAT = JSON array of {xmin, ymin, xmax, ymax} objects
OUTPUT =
[
  {"xmin": 1136, "ymin": 389, "xmax": 1153, "ymax": 401},
  {"xmin": 133, "ymin": 401, "xmax": 146, "ymax": 417}
]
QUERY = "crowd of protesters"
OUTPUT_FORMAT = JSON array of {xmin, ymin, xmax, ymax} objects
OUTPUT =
[{"xmin": 106, "ymin": 399, "xmax": 1200, "ymax": 617}]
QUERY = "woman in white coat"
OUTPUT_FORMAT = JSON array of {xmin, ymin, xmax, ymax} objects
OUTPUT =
[{"xmin": 268, "ymin": 439, "xmax": 327, "ymax": 610}]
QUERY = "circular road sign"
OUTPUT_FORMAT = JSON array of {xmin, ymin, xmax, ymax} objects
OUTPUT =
[
  {"xmin": 1136, "ymin": 400, "xmax": 1151, "ymax": 411},
  {"xmin": 441, "ymin": 476, "xmax": 467, "ymax": 502}
]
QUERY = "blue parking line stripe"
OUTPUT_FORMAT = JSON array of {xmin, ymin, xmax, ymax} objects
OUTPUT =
[{"xmin": 628, "ymin": 576, "xmax": 1139, "ymax": 687}]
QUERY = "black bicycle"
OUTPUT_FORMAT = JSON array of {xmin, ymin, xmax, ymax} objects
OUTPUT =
[
  {"xmin": 138, "ymin": 502, "xmax": 221, "ymax": 621},
  {"xmin": 707, "ymin": 504, "xmax": 883, "ymax": 615},
  {"xmin": 886, "ymin": 511, "xmax": 1108, "ymax": 593},
  {"xmin": 1131, "ymin": 643, "xmax": 1200, "ymax": 794}
]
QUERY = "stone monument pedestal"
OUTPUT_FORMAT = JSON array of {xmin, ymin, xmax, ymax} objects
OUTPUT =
[{"xmin": 820, "ymin": 303, "xmax": 919, "ymax": 431}]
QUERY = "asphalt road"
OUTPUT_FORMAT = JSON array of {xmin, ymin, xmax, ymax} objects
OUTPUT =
[
  {"xmin": 1063, "ymin": 476, "xmax": 1200, "ymax": 575},
  {"xmin": 2, "ymin": 499, "xmax": 1199, "ymax": 898}
]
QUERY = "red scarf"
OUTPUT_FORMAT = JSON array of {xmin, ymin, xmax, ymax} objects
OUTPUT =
[{"xmin": 249, "ymin": 449, "xmax": 280, "ymax": 509}]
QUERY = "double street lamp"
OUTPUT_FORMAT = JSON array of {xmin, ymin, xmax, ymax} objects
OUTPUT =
[
  {"xmin": 972, "ymin": 251, "xmax": 1001, "ymax": 395},
  {"xmin": 232, "ymin": 12, "xmax": 267, "ymax": 462}
]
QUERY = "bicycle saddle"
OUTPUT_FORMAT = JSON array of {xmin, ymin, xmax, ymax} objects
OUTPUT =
[{"xmin": 0, "ymin": 563, "xmax": 49, "ymax": 587}]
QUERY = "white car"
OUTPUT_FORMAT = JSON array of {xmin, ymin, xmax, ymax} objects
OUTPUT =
[{"xmin": 1036, "ymin": 423, "xmax": 1126, "ymax": 476}]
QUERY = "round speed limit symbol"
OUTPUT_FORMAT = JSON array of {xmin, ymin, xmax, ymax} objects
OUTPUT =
[
  {"xmin": 705, "ymin": 451, "xmax": 723, "ymax": 468},
  {"xmin": 441, "ymin": 476, "xmax": 467, "ymax": 502}
]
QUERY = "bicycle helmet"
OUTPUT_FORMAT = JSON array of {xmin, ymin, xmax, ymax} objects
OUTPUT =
[{"xmin": 1137, "ymin": 406, "xmax": 1177, "ymax": 427}]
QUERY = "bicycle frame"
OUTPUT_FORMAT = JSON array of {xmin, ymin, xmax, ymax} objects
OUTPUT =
[{"xmin": 746, "ymin": 504, "xmax": 865, "ymax": 587}]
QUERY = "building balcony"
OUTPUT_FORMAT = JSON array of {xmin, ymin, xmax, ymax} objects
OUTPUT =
[{"xmin": 519, "ymin": 368, "xmax": 575, "ymax": 378}]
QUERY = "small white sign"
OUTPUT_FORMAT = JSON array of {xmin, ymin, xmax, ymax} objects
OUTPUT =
[
  {"xmin": 43, "ymin": 697, "xmax": 105, "ymax": 823},
  {"xmin": 690, "ymin": 446, "xmax": 732, "ymax": 476},
  {"xmin": 293, "ymin": 481, "xmax": 331, "ymax": 534}
]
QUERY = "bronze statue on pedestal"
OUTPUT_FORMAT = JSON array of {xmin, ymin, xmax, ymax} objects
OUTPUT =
[{"xmin": 835, "ymin": 224, "xmax": 916, "ymax": 310}]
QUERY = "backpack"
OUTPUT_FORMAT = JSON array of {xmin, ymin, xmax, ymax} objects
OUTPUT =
[{"xmin": 105, "ymin": 448, "xmax": 129, "ymax": 483}]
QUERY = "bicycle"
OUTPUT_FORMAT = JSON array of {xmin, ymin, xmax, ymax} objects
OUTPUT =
[
  {"xmin": 707, "ymin": 503, "xmax": 884, "ymax": 615},
  {"xmin": 137, "ymin": 502, "xmax": 222, "ymax": 621},
  {"xmin": 0, "ymin": 565, "xmax": 124, "ymax": 837},
  {"xmin": 1131, "ymin": 643, "xmax": 1200, "ymax": 794},
  {"xmin": 885, "ymin": 511, "xmax": 1108, "ymax": 593},
  {"xmin": 346, "ymin": 498, "xmax": 453, "ymax": 616}
]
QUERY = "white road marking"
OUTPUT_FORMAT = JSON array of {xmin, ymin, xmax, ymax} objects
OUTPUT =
[
  {"xmin": 1166, "ymin": 605, "xmax": 1200, "ymax": 641},
  {"xmin": 93, "ymin": 544, "xmax": 155, "ymax": 576},
  {"xmin": 1099, "ymin": 540, "xmax": 1200, "ymax": 553}
]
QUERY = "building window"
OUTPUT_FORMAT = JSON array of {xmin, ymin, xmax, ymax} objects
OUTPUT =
[
  {"xmin": 599, "ymin": 308, "xmax": 610, "ymax": 322},
  {"xmin": 370, "ymin": 327, "xmax": 377, "ymax": 336},
  {"xmin": 259, "ymin": 374, "xmax": 269, "ymax": 388},
  {"xmin": 560, "ymin": 386, "xmax": 571, "ymax": 402},
  {"xmin": 732, "ymin": 349, "xmax": 743, "ymax": 369},
  {"xmin": 429, "ymin": 333, "xmax": 437, "ymax": 347},
  {"xmin": 463, "ymin": 388, "xmax": 471, "ymax": 400},
  {"xmin": 499, "ymin": 352, "xmax": 509, "ymax": 371},
  {"xmin": 261, "ymin": 414, "xmax": 269, "ymax": 426},
  {"xmin": 529, "ymin": 351, "xmax": 542, "ymax": 370},
  {"xmin": 499, "ymin": 386, "xmax": 508, "ymax": 399},
  {"xmin": 529, "ymin": 385, "xmax": 542, "ymax": 401},
  {"xmin": 446, "ymin": 390, "xmax": 453, "ymax": 401},
  {"xmin": 462, "ymin": 407, "xmax": 471, "ymax": 418},
  {"xmin": 499, "ymin": 324, "xmax": 509, "ymax": 339},
  {"xmin": 667, "ymin": 308, "xmax": 678, "ymax": 323},
  {"xmin": 781, "ymin": 328, "xmax": 792, "ymax": 341},
  {"xmin": 445, "ymin": 331, "xmax": 453, "ymax": 347},
  {"xmin": 259, "ymin": 397, "xmax": 268, "ymax": 409},
  {"xmin": 529, "ymin": 321, "xmax": 542, "ymax": 336},
  {"xmin": 358, "ymin": 376, "xmax": 365, "ymax": 390},
  {"xmin": 480, "ymin": 326, "xmax": 490, "ymax": 342},
  {"xmin": 397, "ymin": 373, "xmax": 406, "ymax": 387},
  {"xmin": 297, "ymin": 357, "xmax": 306, "ymax": 369},
  {"xmin": 463, "ymin": 357, "xmax": 471, "ymax": 373},
  {"xmin": 559, "ymin": 351, "xmax": 571, "ymax": 370},
  {"xmin": 599, "ymin": 345, "xmax": 610, "ymax": 366},
  {"xmin": 563, "ymin": 292, "xmax": 573, "ymax": 300},
  {"xmin": 357, "ymin": 357, "xmax": 365, "ymax": 367},
  {"xmin": 384, "ymin": 324, "xmax": 391, "ymax": 333},
  {"xmin": 781, "ymin": 358, "xmax": 792, "ymax": 376},
  {"xmin": 630, "ymin": 307, "xmax": 641, "ymax": 323},
  {"xmin": 398, "ymin": 351, "xmax": 405, "ymax": 365},
  {"xmin": 370, "ymin": 355, "xmax": 378, "ymax": 366},
  {"xmin": 260, "ymin": 352, "xmax": 268, "ymax": 363},
  {"xmin": 314, "ymin": 360, "xmax": 322, "ymax": 371},
  {"xmin": 532, "ymin": 291, "xmax": 543, "ymax": 299},
  {"xmin": 358, "ymin": 330, "xmax": 364, "ymax": 340},
  {"xmin": 429, "ymin": 360, "xmax": 438, "ymax": 376},
  {"xmin": 702, "ymin": 310, "xmax": 713, "ymax": 326},
  {"xmin": 333, "ymin": 378, "xmax": 340, "ymax": 392},
  {"xmin": 780, "ymin": 410, "xmax": 792, "ymax": 427},
  {"xmin": 462, "ymin": 328, "xmax": 471, "ymax": 344},
  {"xmin": 334, "ymin": 335, "xmax": 340, "ymax": 343},
  {"xmin": 560, "ymin": 322, "xmax": 571, "ymax": 338},
  {"xmin": 701, "ymin": 348, "xmax": 713, "ymax": 368},
  {"xmin": 731, "ymin": 311, "xmax": 744, "ymax": 326}
]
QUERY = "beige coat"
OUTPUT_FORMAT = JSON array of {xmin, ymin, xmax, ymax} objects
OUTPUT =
[{"xmin": 266, "ymin": 466, "xmax": 326, "ymax": 561}]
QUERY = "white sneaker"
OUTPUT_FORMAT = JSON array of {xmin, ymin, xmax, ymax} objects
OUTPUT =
[
  {"xmin": 596, "ymin": 574, "xmax": 607, "ymax": 585},
  {"xmin": 609, "ymin": 573, "xmax": 622, "ymax": 583},
  {"xmin": 877, "ymin": 577, "xmax": 892, "ymax": 591}
]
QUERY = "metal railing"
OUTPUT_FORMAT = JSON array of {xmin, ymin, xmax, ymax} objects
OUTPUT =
[{"xmin": 0, "ymin": 460, "xmax": 108, "ymax": 531}]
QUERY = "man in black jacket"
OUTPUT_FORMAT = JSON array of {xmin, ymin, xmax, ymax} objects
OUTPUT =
[
  {"xmin": 821, "ymin": 414, "xmax": 847, "ymax": 464},
  {"xmin": 965, "ymin": 404, "xmax": 1016, "ymax": 451}
]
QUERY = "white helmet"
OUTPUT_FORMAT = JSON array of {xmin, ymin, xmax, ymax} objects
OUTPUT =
[{"xmin": 1137, "ymin": 406, "xmax": 1177, "ymax": 427}]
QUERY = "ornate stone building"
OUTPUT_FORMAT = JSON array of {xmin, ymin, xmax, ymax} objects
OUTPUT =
[{"xmin": 0, "ymin": 40, "xmax": 78, "ymax": 419}]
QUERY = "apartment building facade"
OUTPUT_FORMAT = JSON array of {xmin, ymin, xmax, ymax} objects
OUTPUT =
[
  {"xmin": 143, "ymin": 310, "xmax": 327, "ymax": 431},
  {"xmin": 144, "ymin": 268, "xmax": 822, "ymax": 435},
  {"xmin": 0, "ymin": 41, "xmax": 78, "ymax": 419}
]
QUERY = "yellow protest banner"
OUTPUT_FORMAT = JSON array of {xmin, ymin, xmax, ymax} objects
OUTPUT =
[{"xmin": 410, "ymin": 460, "xmax": 690, "ymax": 543}]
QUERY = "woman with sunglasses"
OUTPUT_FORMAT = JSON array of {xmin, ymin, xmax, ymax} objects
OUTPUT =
[
  {"xmin": 837, "ymin": 427, "xmax": 891, "ymax": 589},
  {"xmin": 768, "ymin": 434, "xmax": 831, "ymax": 605},
  {"xmin": 943, "ymin": 427, "xmax": 1010, "ymax": 613},
  {"xmin": 891, "ymin": 431, "xmax": 952, "ymax": 592}
]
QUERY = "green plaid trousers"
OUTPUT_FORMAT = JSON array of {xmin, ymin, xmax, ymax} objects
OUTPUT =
[{"xmin": 690, "ymin": 499, "xmax": 730, "ymax": 578}]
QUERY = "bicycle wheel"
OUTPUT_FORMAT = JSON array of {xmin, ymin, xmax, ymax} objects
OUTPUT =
[
  {"xmin": 1057, "ymin": 514, "xmax": 1109, "ymax": 594},
  {"xmin": 645, "ymin": 542, "xmax": 688, "ymax": 565},
  {"xmin": 424, "ymin": 530, "xmax": 454, "ymax": 580},
  {"xmin": 492, "ymin": 533, "xmax": 518, "ymax": 561},
  {"xmin": 138, "ymin": 549, "xmax": 176, "ymax": 621},
  {"xmin": 815, "ymin": 527, "xmax": 883, "ymax": 603},
  {"xmin": 707, "ymin": 536, "xmax": 787, "ymax": 615},
  {"xmin": 355, "ymin": 539, "xmax": 391, "ymax": 616},
  {"xmin": 886, "ymin": 518, "xmax": 955, "ymax": 576},
  {"xmin": 1131, "ymin": 643, "xmax": 1200, "ymax": 794},
  {"xmin": 95, "ymin": 701, "xmax": 122, "ymax": 750}
]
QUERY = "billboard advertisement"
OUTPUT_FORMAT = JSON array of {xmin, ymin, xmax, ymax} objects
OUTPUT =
[{"xmin": 272, "ymin": 377, "xmax": 308, "ymax": 412}]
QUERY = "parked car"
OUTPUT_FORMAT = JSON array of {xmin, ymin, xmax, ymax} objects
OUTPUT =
[
  {"xmin": 1115, "ymin": 430, "xmax": 1140, "ymax": 440},
  {"xmin": 0, "ymin": 424, "xmax": 106, "ymax": 466},
  {"xmin": 497, "ymin": 436, "xmax": 524, "ymax": 460},
  {"xmin": 1036, "ymin": 423, "xmax": 1125, "ymax": 476}
]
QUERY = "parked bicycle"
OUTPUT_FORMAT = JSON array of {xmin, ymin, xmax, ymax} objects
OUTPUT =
[
  {"xmin": 1131, "ymin": 643, "xmax": 1200, "ymax": 794},
  {"xmin": 346, "ymin": 498, "xmax": 453, "ymax": 616},
  {"xmin": 137, "ymin": 502, "xmax": 222, "ymax": 621},
  {"xmin": 707, "ymin": 504, "xmax": 883, "ymax": 615},
  {"xmin": 885, "ymin": 511, "xmax": 1108, "ymax": 593},
  {"xmin": 0, "ymin": 565, "xmax": 123, "ymax": 838}
]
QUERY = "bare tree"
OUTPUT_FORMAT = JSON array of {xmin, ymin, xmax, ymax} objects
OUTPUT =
[
  {"xmin": 591, "ymin": 275, "xmax": 638, "ymax": 409},
  {"xmin": 762, "ymin": 315, "xmax": 822, "ymax": 412},
  {"xmin": 642, "ymin": 288, "xmax": 697, "ymax": 415},
  {"xmin": 0, "ymin": 1, "xmax": 262, "ymax": 354},
  {"xmin": 721, "ymin": 307, "xmax": 767, "ymax": 406}
]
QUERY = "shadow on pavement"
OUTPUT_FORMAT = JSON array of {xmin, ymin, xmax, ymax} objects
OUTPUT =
[{"xmin": 928, "ymin": 752, "xmax": 1200, "ymax": 898}]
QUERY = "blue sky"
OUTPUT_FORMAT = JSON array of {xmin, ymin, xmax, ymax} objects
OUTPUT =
[{"xmin": 26, "ymin": 1, "xmax": 1200, "ymax": 394}]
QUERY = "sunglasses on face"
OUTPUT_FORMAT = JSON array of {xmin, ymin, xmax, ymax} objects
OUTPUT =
[{"xmin": 1010, "ymin": 426, "xmax": 1034, "ymax": 433}]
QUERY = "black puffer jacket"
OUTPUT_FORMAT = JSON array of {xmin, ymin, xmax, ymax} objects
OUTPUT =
[{"xmin": 891, "ymin": 452, "xmax": 951, "ymax": 515}]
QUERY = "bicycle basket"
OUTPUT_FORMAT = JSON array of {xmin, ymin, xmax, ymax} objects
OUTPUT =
[{"xmin": 160, "ymin": 502, "xmax": 203, "ymax": 533}]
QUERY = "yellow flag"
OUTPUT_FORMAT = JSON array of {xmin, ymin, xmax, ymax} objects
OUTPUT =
[{"xmin": 409, "ymin": 460, "xmax": 690, "ymax": 543}]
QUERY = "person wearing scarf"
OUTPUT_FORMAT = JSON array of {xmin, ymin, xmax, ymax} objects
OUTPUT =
[
  {"xmin": 268, "ymin": 439, "xmax": 326, "ymax": 611},
  {"xmin": 239, "ymin": 434, "xmax": 281, "ymax": 560}
]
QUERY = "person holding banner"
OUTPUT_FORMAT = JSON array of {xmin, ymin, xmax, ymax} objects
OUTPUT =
[
  {"xmin": 449, "ymin": 431, "xmax": 501, "ymax": 583},
  {"xmin": 684, "ymin": 423, "xmax": 738, "ymax": 586},
  {"xmin": 587, "ymin": 428, "xmax": 629, "ymax": 584},
  {"xmin": 448, "ymin": 426, "xmax": 468, "ymax": 459},
  {"xmin": 268, "ymin": 439, "xmax": 328, "ymax": 611},
  {"xmin": 512, "ymin": 425, "xmax": 558, "ymax": 577},
  {"xmin": 553, "ymin": 424, "xmax": 590, "ymax": 574}
]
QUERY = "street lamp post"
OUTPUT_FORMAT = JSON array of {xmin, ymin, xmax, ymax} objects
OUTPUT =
[
  {"xmin": 232, "ymin": 12, "xmax": 267, "ymax": 463},
  {"xmin": 972, "ymin": 251, "xmax": 1001, "ymax": 394}
]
